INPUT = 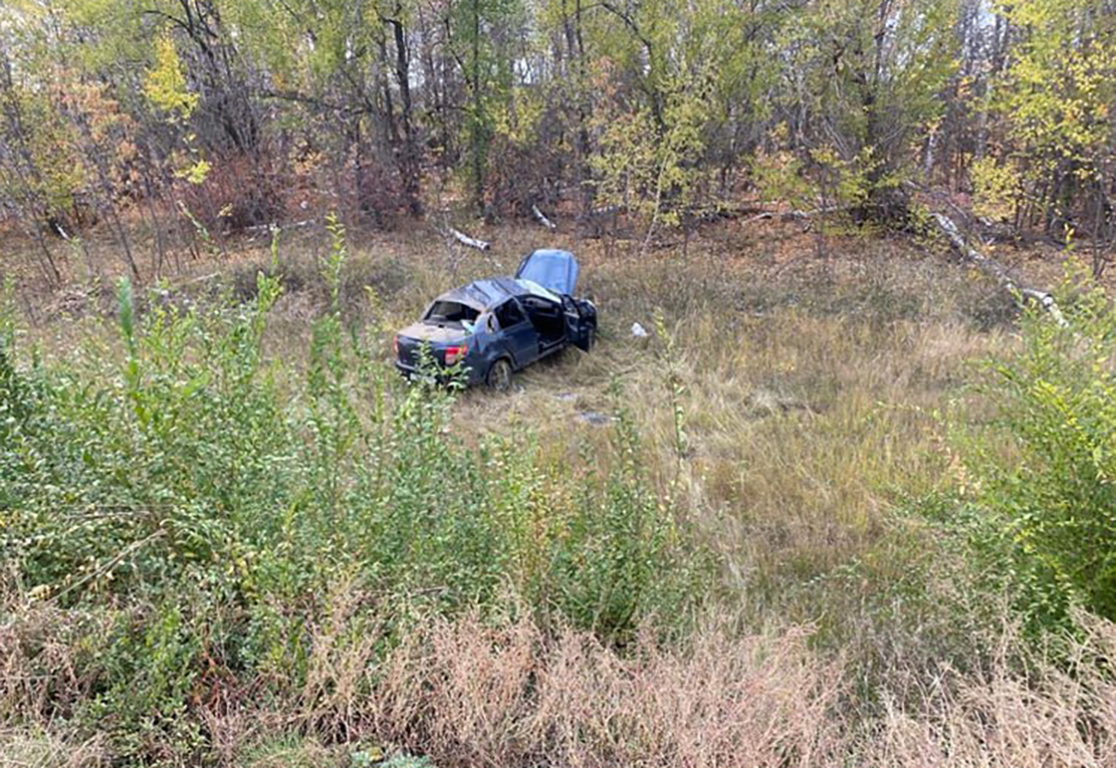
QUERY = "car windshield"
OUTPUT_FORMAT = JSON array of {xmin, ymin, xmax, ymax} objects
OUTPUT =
[{"xmin": 424, "ymin": 300, "xmax": 480, "ymax": 329}]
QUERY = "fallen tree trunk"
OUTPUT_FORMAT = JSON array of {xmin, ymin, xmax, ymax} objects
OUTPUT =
[
  {"xmin": 591, "ymin": 204, "xmax": 621, "ymax": 217},
  {"xmin": 448, "ymin": 227, "xmax": 490, "ymax": 251},
  {"xmin": 531, "ymin": 204, "xmax": 557, "ymax": 230},
  {"xmin": 931, "ymin": 213, "xmax": 1067, "ymax": 326},
  {"xmin": 739, "ymin": 205, "xmax": 854, "ymax": 226},
  {"xmin": 740, "ymin": 212, "xmax": 777, "ymax": 226},
  {"xmin": 245, "ymin": 218, "xmax": 316, "ymax": 232}
]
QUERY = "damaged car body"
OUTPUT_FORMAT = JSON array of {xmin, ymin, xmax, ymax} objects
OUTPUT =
[{"xmin": 394, "ymin": 249, "xmax": 597, "ymax": 390}]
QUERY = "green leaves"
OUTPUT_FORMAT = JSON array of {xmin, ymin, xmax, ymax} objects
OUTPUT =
[
  {"xmin": 958, "ymin": 275, "xmax": 1116, "ymax": 626},
  {"xmin": 143, "ymin": 34, "xmax": 198, "ymax": 121},
  {"xmin": 987, "ymin": 0, "xmax": 1116, "ymax": 231}
]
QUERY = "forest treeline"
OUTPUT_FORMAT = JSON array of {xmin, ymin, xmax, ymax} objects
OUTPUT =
[{"xmin": 1, "ymin": 0, "xmax": 1114, "ymax": 282}]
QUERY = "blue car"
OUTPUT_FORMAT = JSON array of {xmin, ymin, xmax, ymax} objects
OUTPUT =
[{"xmin": 394, "ymin": 249, "xmax": 597, "ymax": 390}]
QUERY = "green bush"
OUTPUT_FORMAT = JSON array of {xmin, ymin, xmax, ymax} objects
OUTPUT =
[{"xmin": 953, "ymin": 278, "xmax": 1116, "ymax": 627}]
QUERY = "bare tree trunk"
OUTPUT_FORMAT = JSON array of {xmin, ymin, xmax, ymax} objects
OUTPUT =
[
  {"xmin": 140, "ymin": 151, "xmax": 168, "ymax": 277},
  {"xmin": 387, "ymin": 10, "xmax": 422, "ymax": 216},
  {"xmin": 1089, "ymin": 174, "xmax": 1113, "ymax": 279},
  {"xmin": 351, "ymin": 117, "xmax": 369, "ymax": 220},
  {"xmin": 470, "ymin": 0, "xmax": 485, "ymax": 215},
  {"xmin": 66, "ymin": 109, "xmax": 141, "ymax": 283},
  {"xmin": 562, "ymin": 0, "xmax": 593, "ymax": 218},
  {"xmin": 0, "ymin": 52, "xmax": 62, "ymax": 285},
  {"xmin": 27, "ymin": 220, "xmax": 63, "ymax": 286},
  {"xmin": 932, "ymin": 212, "xmax": 1066, "ymax": 325},
  {"xmin": 447, "ymin": 226, "xmax": 490, "ymax": 250}
]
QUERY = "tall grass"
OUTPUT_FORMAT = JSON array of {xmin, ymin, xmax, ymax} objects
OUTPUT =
[
  {"xmin": 4, "ymin": 222, "xmax": 1116, "ymax": 766},
  {"xmin": 4, "ymin": 600, "xmax": 1116, "ymax": 767}
]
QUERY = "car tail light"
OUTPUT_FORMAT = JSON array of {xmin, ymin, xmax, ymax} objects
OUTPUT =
[
  {"xmin": 444, "ymin": 344, "xmax": 468, "ymax": 365},
  {"xmin": 393, "ymin": 336, "xmax": 400, "ymax": 356}
]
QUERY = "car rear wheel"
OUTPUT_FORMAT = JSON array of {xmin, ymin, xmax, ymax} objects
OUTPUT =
[{"xmin": 486, "ymin": 358, "xmax": 513, "ymax": 392}]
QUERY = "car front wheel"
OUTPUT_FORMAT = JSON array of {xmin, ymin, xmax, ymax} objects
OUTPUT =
[{"xmin": 486, "ymin": 358, "xmax": 513, "ymax": 391}]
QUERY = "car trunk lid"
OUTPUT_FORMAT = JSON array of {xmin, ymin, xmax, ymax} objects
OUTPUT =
[{"xmin": 396, "ymin": 322, "xmax": 468, "ymax": 367}]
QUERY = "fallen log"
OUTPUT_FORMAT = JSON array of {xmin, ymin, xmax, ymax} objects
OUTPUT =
[
  {"xmin": 531, "ymin": 204, "xmax": 557, "ymax": 230},
  {"xmin": 448, "ymin": 227, "xmax": 490, "ymax": 251},
  {"xmin": 739, "ymin": 206, "xmax": 852, "ymax": 226},
  {"xmin": 49, "ymin": 220, "xmax": 72, "ymax": 240},
  {"xmin": 741, "ymin": 209, "xmax": 776, "ymax": 225},
  {"xmin": 931, "ymin": 213, "xmax": 1066, "ymax": 326},
  {"xmin": 740, "ymin": 211, "xmax": 776, "ymax": 226},
  {"xmin": 973, "ymin": 217, "xmax": 1067, "ymax": 248},
  {"xmin": 245, "ymin": 218, "xmax": 316, "ymax": 232}
]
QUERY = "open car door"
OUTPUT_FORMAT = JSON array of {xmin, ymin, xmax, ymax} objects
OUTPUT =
[
  {"xmin": 515, "ymin": 249, "xmax": 579, "ymax": 296},
  {"xmin": 562, "ymin": 295, "xmax": 596, "ymax": 351},
  {"xmin": 516, "ymin": 249, "xmax": 595, "ymax": 352}
]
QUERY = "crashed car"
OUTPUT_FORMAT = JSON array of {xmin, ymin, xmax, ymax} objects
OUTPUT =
[{"xmin": 394, "ymin": 249, "xmax": 597, "ymax": 390}]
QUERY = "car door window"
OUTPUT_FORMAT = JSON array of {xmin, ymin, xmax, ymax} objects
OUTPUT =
[{"xmin": 496, "ymin": 299, "xmax": 527, "ymax": 328}]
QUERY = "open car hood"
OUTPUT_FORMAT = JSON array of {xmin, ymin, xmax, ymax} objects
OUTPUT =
[{"xmin": 515, "ymin": 249, "xmax": 579, "ymax": 295}]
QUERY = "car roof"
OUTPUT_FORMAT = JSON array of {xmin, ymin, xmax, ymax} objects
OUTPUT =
[{"xmin": 437, "ymin": 276, "xmax": 558, "ymax": 311}]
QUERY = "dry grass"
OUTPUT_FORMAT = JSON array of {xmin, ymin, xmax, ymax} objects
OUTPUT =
[
  {"xmin": 398, "ymin": 224, "xmax": 1012, "ymax": 644},
  {"xmin": 364, "ymin": 612, "xmax": 1116, "ymax": 768},
  {"xmin": 367, "ymin": 615, "xmax": 845, "ymax": 768},
  {"xmin": 0, "ymin": 729, "xmax": 107, "ymax": 768},
  {"xmin": 5, "ymin": 597, "xmax": 1113, "ymax": 768}
]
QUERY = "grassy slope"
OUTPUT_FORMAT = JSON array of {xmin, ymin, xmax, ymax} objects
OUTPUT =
[{"xmin": 3, "ymin": 217, "xmax": 1113, "ymax": 766}]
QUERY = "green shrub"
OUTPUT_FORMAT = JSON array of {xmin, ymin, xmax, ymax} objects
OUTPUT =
[{"xmin": 953, "ymin": 278, "xmax": 1116, "ymax": 627}]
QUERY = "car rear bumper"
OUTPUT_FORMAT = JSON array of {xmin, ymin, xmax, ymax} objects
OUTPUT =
[{"xmin": 394, "ymin": 360, "xmax": 484, "ymax": 387}]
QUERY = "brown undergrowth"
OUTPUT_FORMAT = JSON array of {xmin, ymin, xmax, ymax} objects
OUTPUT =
[{"xmin": 3, "ymin": 598, "xmax": 1115, "ymax": 767}]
